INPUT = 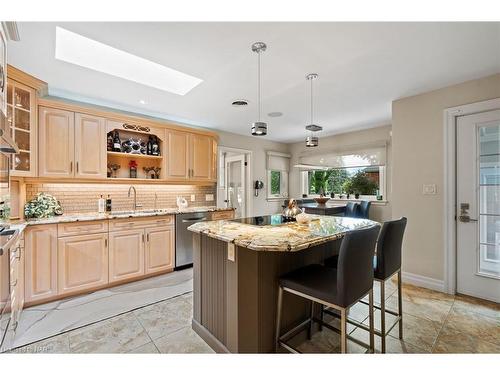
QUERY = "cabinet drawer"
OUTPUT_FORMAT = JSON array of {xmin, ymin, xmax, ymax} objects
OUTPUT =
[
  {"xmin": 210, "ymin": 210, "xmax": 235, "ymax": 220},
  {"xmin": 58, "ymin": 220, "xmax": 109, "ymax": 237},
  {"xmin": 109, "ymin": 215, "xmax": 174, "ymax": 231}
]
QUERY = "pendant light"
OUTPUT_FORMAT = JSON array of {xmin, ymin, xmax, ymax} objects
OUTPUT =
[
  {"xmin": 305, "ymin": 73, "xmax": 322, "ymax": 147},
  {"xmin": 251, "ymin": 42, "xmax": 268, "ymax": 136}
]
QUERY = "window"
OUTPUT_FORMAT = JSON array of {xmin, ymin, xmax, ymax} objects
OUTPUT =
[
  {"xmin": 301, "ymin": 166, "xmax": 385, "ymax": 200},
  {"xmin": 266, "ymin": 151, "xmax": 291, "ymax": 200},
  {"xmin": 268, "ymin": 170, "xmax": 288, "ymax": 199}
]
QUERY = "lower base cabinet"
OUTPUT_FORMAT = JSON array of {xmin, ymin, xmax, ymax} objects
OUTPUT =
[
  {"xmin": 58, "ymin": 233, "xmax": 108, "ymax": 295},
  {"xmin": 25, "ymin": 225, "xmax": 58, "ymax": 303},
  {"xmin": 23, "ymin": 216, "xmax": 176, "ymax": 306},
  {"xmin": 108, "ymin": 229, "xmax": 145, "ymax": 283},
  {"xmin": 145, "ymin": 226, "xmax": 175, "ymax": 274}
]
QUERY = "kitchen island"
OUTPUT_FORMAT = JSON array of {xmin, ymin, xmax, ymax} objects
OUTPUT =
[{"xmin": 188, "ymin": 214, "xmax": 378, "ymax": 353}]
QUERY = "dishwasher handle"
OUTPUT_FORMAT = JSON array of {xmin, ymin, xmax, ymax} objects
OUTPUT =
[{"xmin": 181, "ymin": 217, "xmax": 208, "ymax": 223}]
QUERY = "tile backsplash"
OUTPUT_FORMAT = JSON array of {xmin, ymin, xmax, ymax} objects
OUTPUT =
[{"xmin": 25, "ymin": 183, "xmax": 217, "ymax": 214}]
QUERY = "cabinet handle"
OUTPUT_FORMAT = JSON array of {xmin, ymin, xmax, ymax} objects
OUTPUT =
[
  {"xmin": 142, "ymin": 233, "xmax": 145, "ymax": 243},
  {"xmin": 105, "ymin": 238, "xmax": 107, "ymax": 247},
  {"xmin": 76, "ymin": 162, "xmax": 79, "ymax": 173},
  {"xmin": 70, "ymin": 161, "xmax": 73, "ymax": 172},
  {"xmin": 147, "ymin": 233, "xmax": 150, "ymax": 242}
]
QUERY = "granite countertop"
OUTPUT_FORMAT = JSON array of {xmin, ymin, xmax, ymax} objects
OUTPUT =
[
  {"xmin": 188, "ymin": 215, "xmax": 379, "ymax": 252},
  {"xmin": 12, "ymin": 206, "xmax": 234, "ymax": 226}
]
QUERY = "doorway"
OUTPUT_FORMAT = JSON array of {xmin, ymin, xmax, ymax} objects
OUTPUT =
[
  {"xmin": 456, "ymin": 109, "xmax": 500, "ymax": 302},
  {"xmin": 217, "ymin": 147, "xmax": 252, "ymax": 218}
]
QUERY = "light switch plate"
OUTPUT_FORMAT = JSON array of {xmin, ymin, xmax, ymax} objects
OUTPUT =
[
  {"xmin": 422, "ymin": 184, "xmax": 437, "ymax": 195},
  {"xmin": 227, "ymin": 243, "xmax": 235, "ymax": 262},
  {"xmin": 190, "ymin": 194, "xmax": 195, "ymax": 202},
  {"xmin": 205, "ymin": 194, "xmax": 214, "ymax": 202}
]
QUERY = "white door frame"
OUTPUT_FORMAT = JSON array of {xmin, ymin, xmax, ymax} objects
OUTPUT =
[
  {"xmin": 217, "ymin": 146, "xmax": 253, "ymax": 217},
  {"xmin": 443, "ymin": 97, "xmax": 500, "ymax": 294},
  {"xmin": 225, "ymin": 154, "xmax": 246, "ymax": 217}
]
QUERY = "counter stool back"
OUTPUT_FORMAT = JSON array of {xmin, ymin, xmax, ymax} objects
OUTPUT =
[{"xmin": 275, "ymin": 224, "xmax": 380, "ymax": 354}]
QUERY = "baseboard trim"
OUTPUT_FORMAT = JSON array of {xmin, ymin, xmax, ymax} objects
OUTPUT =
[
  {"xmin": 192, "ymin": 319, "xmax": 230, "ymax": 353},
  {"xmin": 401, "ymin": 271, "xmax": 446, "ymax": 293}
]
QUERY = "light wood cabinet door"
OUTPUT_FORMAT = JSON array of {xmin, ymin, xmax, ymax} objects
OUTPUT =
[
  {"xmin": 166, "ymin": 130, "xmax": 189, "ymax": 179},
  {"xmin": 75, "ymin": 113, "xmax": 106, "ymax": 179},
  {"xmin": 58, "ymin": 233, "xmax": 108, "ymax": 295},
  {"xmin": 108, "ymin": 229, "xmax": 145, "ymax": 283},
  {"xmin": 190, "ymin": 134, "xmax": 212, "ymax": 180},
  {"xmin": 25, "ymin": 225, "xmax": 58, "ymax": 303},
  {"xmin": 38, "ymin": 107, "xmax": 75, "ymax": 178},
  {"xmin": 145, "ymin": 226, "xmax": 174, "ymax": 274}
]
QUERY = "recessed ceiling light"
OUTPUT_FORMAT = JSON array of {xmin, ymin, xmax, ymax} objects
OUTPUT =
[
  {"xmin": 139, "ymin": 99, "xmax": 146, "ymax": 105},
  {"xmin": 231, "ymin": 99, "xmax": 249, "ymax": 107},
  {"xmin": 55, "ymin": 27, "xmax": 203, "ymax": 95},
  {"xmin": 268, "ymin": 112, "xmax": 283, "ymax": 117}
]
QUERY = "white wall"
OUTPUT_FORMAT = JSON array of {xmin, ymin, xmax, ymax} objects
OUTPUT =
[
  {"xmin": 216, "ymin": 130, "xmax": 290, "ymax": 216},
  {"xmin": 288, "ymin": 125, "xmax": 393, "ymax": 222},
  {"xmin": 392, "ymin": 73, "xmax": 500, "ymax": 282}
]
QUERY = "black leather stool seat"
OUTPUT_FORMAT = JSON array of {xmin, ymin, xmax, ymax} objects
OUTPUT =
[{"xmin": 280, "ymin": 264, "xmax": 340, "ymax": 306}]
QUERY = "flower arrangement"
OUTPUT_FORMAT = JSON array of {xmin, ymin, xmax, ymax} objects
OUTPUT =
[{"xmin": 24, "ymin": 193, "xmax": 63, "ymax": 219}]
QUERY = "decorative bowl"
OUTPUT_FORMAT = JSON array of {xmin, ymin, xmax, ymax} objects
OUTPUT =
[
  {"xmin": 295, "ymin": 212, "xmax": 311, "ymax": 225},
  {"xmin": 314, "ymin": 197, "xmax": 330, "ymax": 205}
]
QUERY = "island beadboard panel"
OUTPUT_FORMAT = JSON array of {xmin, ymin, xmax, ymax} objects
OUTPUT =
[{"xmin": 25, "ymin": 183, "xmax": 217, "ymax": 214}]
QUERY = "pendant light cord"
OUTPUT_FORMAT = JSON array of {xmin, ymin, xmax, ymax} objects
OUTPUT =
[
  {"xmin": 258, "ymin": 51, "xmax": 261, "ymax": 122},
  {"xmin": 310, "ymin": 76, "xmax": 314, "ymax": 125}
]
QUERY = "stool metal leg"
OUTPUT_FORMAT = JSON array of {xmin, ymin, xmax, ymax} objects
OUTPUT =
[
  {"xmin": 368, "ymin": 289, "xmax": 375, "ymax": 353},
  {"xmin": 308, "ymin": 301, "xmax": 314, "ymax": 340},
  {"xmin": 398, "ymin": 270, "xmax": 403, "ymax": 339},
  {"xmin": 275, "ymin": 286, "xmax": 284, "ymax": 352},
  {"xmin": 380, "ymin": 280, "xmax": 386, "ymax": 353},
  {"xmin": 319, "ymin": 304, "xmax": 323, "ymax": 331},
  {"xmin": 340, "ymin": 308, "xmax": 347, "ymax": 353}
]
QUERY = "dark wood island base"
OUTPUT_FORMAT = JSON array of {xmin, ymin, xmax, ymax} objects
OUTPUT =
[{"xmin": 191, "ymin": 233, "xmax": 342, "ymax": 353}]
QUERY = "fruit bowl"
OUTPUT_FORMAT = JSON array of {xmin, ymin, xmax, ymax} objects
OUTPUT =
[{"xmin": 314, "ymin": 197, "xmax": 330, "ymax": 205}]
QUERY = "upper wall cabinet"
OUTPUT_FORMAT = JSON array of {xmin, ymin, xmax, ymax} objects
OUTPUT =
[
  {"xmin": 38, "ymin": 107, "xmax": 75, "ymax": 178},
  {"xmin": 39, "ymin": 107, "xmax": 107, "ymax": 179},
  {"xmin": 6, "ymin": 80, "xmax": 37, "ymax": 176},
  {"xmin": 190, "ymin": 133, "xmax": 213, "ymax": 180},
  {"xmin": 75, "ymin": 113, "xmax": 106, "ymax": 178},
  {"xmin": 165, "ymin": 130, "xmax": 190, "ymax": 180}
]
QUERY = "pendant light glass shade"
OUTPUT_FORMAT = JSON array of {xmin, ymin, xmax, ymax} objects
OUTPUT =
[
  {"xmin": 304, "ymin": 73, "xmax": 321, "ymax": 147},
  {"xmin": 251, "ymin": 42, "xmax": 268, "ymax": 136}
]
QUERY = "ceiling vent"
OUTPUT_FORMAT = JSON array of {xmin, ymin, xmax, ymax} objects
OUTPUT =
[{"xmin": 232, "ymin": 99, "xmax": 249, "ymax": 107}]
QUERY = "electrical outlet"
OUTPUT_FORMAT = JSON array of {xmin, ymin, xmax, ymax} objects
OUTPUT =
[
  {"xmin": 190, "ymin": 194, "xmax": 195, "ymax": 202},
  {"xmin": 205, "ymin": 194, "xmax": 214, "ymax": 202},
  {"xmin": 422, "ymin": 184, "xmax": 437, "ymax": 195}
]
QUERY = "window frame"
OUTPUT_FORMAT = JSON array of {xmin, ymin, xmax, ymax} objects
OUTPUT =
[
  {"xmin": 300, "ymin": 166, "xmax": 386, "ymax": 201},
  {"xmin": 267, "ymin": 169, "xmax": 289, "ymax": 200}
]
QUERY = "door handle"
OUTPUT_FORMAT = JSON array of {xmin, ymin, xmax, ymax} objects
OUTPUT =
[{"xmin": 458, "ymin": 215, "xmax": 478, "ymax": 223}]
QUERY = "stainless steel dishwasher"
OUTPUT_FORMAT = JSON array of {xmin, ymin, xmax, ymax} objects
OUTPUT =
[{"xmin": 175, "ymin": 212, "xmax": 209, "ymax": 269}]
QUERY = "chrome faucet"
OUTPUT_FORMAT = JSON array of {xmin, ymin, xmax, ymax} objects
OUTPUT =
[{"xmin": 128, "ymin": 186, "xmax": 143, "ymax": 211}]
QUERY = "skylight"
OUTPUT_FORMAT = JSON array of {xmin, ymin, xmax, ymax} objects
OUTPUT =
[{"xmin": 55, "ymin": 27, "xmax": 203, "ymax": 95}]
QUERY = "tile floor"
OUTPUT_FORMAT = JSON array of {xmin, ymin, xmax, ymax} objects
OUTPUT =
[{"xmin": 8, "ymin": 279, "xmax": 500, "ymax": 354}]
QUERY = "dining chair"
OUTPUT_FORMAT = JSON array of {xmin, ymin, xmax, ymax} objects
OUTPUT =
[
  {"xmin": 358, "ymin": 200, "xmax": 371, "ymax": 219},
  {"xmin": 275, "ymin": 225, "xmax": 380, "ymax": 353},
  {"xmin": 344, "ymin": 202, "xmax": 359, "ymax": 217},
  {"xmin": 323, "ymin": 217, "xmax": 407, "ymax": 353}
]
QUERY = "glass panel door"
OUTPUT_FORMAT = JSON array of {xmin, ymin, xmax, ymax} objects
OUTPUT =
[{"xmin": 478, "ymin": 124, "xmax": 500, "ymax": 278}]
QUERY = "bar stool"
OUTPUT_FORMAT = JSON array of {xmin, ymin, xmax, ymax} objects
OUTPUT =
[
  {"xmin": 324, "ymin": 217, "xmax": 407, "ymax": 353},
  {"xmin": 275, "ymin": 225, "xmax": 380, "ymax": 353}
]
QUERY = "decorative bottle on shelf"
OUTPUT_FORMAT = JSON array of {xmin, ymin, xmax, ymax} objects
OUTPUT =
[
  {"xmin": 112, "ymin": 131, "xmax": 122, "ymax": 152},
  {"xmin": 107, "ymin": 132, "xmax": 114, "ymax": 151},
  {"xmin": 146, "ymin": 136, "xmax": 153, "ymax": 155},
  {"xmin": 152, "ymin": 136, "xmax": 160, "ymax": 156}
]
